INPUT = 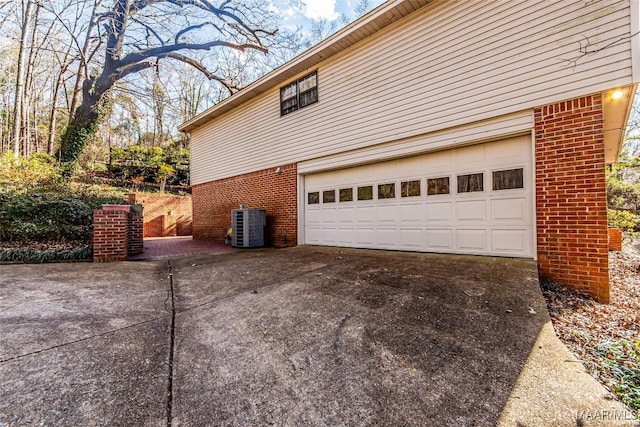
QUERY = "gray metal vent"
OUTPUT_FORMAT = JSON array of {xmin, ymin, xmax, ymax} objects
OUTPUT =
[{"xmin": 231, "ymin": 208, "xmax": 266, "ymax": 248}]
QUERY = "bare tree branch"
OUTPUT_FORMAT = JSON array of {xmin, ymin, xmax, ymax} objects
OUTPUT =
[{"xmin": 164, "ymin": 52, "xmax": 237, "ymax": 92}]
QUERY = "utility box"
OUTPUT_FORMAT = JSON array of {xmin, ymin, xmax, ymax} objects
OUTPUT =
[{"xmin": 231, "ymin": 208, "xmax": 266, "ymax": 248}]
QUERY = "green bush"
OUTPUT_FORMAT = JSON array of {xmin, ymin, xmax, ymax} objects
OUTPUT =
[
  {"xmin": 0, "ymin": 152, "xmax": 63, "ymax": 194},
  {"xmin": 0, "ymin": 194, "xmax": 94, "ymax": 243},
  {"xmin": 0, "ymin": 245, "xmax": 92, "ymax": 263},
  {"xmin": 608, "ymin": 209, "xmax": 640, "ymax": 233}
]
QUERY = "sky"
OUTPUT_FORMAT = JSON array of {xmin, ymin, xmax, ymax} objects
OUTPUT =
[{"xmin": 272, "ymin": 0, "xmax": 387, "ymax": 34}]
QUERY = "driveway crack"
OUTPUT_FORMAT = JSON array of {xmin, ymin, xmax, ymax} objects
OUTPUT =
[
  {"xmin": 0, "ymin": 314, "xmax": 170, "ymax": 364},
  {"xmin": 165, "ymin": 260, "xmax": 176, "ymax": 426}
]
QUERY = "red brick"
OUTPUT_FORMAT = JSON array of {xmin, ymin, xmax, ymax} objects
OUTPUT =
[
  {"xmin": 192, "ymin": 164, "xmax": 297, "ymax": 248},
  {"xmin": 534, "ymin": 93, "xmax": 609, "ymax": 302}
]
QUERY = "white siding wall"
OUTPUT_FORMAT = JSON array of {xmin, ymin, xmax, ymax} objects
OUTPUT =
[{"xmin": 190, "ymin": 0, "xmax": 633, "ymax": 185}]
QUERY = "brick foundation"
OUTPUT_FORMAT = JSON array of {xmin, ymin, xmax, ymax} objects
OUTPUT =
[
  {"xmin": 534, "ymin": 94, "xmax": 610, "ymax": 302},
  {"xmin": 608, "ymin": 228, "xmax": 622, "ymax": 251},
  {"xmin": 127, "ymin": 193, "xmax": 192, "ymax": 237},
  {"xmin": 192, "ymin": 164, "xmax": 297, "ymax": 247}
]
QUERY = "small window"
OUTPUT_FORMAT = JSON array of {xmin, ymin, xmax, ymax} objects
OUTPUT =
[
  {"xmin": 308, "ymin": 192, "xmax": 319, "ymax": 204},
  {"xmin": 378, "ymin": 183, "xmax": 396, "ymax": 199},
  {"xmin": 457, "ymin": 173, "xmax": 484, "ymax": 193},
  {"xmin": 280, "ymin": 71, "xmax": 318, "ymax": 116},
  {"xmin": 401, "ymin": 180, "xmax": 421, "ymax": 197},
  {"xmin": 357, "ymin": 185, "xmax": 373, "ymax": 201},
  {"xmin": 493, "ymin": 168, "xmax": 524, "ymax": 190},
  {"xmin": 427, "ymin": 177, "xmax": 450, "ymax": 195},
  {"xmin": 339, "ymin": 188, "xmax": 353, "ymax": 202},
  {"xmin": 323, "ymin": 190, "xmax": 335, "ymax": 203}
]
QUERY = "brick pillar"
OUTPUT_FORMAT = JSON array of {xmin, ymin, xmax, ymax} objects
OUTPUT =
[
  {"xmin": 534, "ymin": 93, "xmax": 609, "ymax": 302},
  {"xmin": 93, "ymin": 206, "xmax": 130, "ymax": 262},
  {"xmin": 608, "ymin": 228, "xmax": 622, "ymax": 251},
  {"xmin": 128, "ymin": 207, "xmax": 144, "ymax": 256}
]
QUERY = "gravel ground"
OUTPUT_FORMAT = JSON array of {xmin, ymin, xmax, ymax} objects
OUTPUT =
[{"xmin": 542, "ymin": 238, "xmax": 640, "ymax": 418}]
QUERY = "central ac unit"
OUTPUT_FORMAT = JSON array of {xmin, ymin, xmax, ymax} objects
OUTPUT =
[{"xmin": 231, "ymin": 208, "xmax": 266, "ymax": 248}]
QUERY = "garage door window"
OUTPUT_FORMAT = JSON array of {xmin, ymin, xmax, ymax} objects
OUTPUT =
[
  {"xmin": 339, "ymin": 188, "xmax": 353, "ymax": 202},
  {"xmin": 427, "ymin": 177, "xmax": 450, "ymax": 195},
  {"xmin": 358, "ymin": 185, "xmax": 373, "ymax": 200},
  {"xmin": 401, "ymin": 180, "xmax": 421, "ymax": 197},
  {"xmin": 457, "ymin": 173, "xmax": 483, "ymax": 193},
  {"xmin": 308, "ymin": 192, "xmax": 319, "ymax": 204},
  {"xmin": 378, "ymin": 183, "xmax": 396, "ymax": 199},
  {"xmin": 323, "ymin": 190, "xmax": 336, "ymax": 203},
  {"xmin": 493, "ymin": 168, "xmax": 524, "ymax": 190}
]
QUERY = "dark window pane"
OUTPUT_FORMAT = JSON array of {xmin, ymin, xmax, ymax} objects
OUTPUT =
[
  {"xmin": 457, "ymin": 173, "xmax": 483, "ymax": 193},
  {"xmin": 401, "ymin": 180, "xmax": 421, "ymax": 197},
  {"xmin": 357, "ymin": 185, "xmax": 373, "ymax": 200},
  {"xmin": 339, "ymin": 188, "xmax": 353, "ymax": 202},
  {"xmin": 493, "ymin": 168, "xmax": 524, "ymax": 190},
  {"xmin": 281, "ymin": 97, "xmax": 297, "ymax": 115},
  {"xmin": 378, "ymin": 183, "xmax": 396, "ymax": 199},
  {"xmin": 280, "ymin": 82, "xmax": 297, "ymax": 101},
  {"xmin": 427, "ymin": 177, "xmax": 450, "ymax": 195},
  {"xmin": 323, "ymin": 190, "xmax": 335, "ymax": 203},
  {"xmin": 299, "ymin": 87, "xmax": 318, "ymax": 108},
  {"xmin": 298, "ymin": 72, "xmax": 317, "ymax": 92},
  {"xmin": 308, "ymin": 192, "xmax": 319, "ymax": 204}
]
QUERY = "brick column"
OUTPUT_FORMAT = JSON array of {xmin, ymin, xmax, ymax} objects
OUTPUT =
[
  {"xmin": 534, "ymin": 94, "xmax": 609, "ymax": 302},
  {"xmin": 93, "ymin": 206, "xmax": 130, "ymax": 262},
  {"xmin": 128, "ymin": 207, "xmax": 144, "ymax": 256}
]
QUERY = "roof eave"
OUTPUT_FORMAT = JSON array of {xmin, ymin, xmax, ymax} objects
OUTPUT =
[{"xmin": 178, "ymin": 0, "xmax": 432, "ymax": 133}]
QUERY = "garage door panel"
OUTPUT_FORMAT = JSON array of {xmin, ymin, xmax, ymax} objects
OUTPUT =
[
  {"xmin": 491, "ymin": 229, "xmax": 528, "ymax": 254},
  {"xmin": 491, "ymin": 198, "xmax": 527, "ymax": 221},
  {"xmin": 399, "ymin": 228, "xmax": 423, "ymax": 248},
  {"xmin": 456, "ymin": 229, "xmax": 487, "ymax": 251},
  {"xmin": 306, "ymin": 228, "xmax": 322, "ymax": 244},
  {"xmin": 456, "ymin": 200, "xmax": 486, "ymax": 221},
  {"xmin": 321, "ymin": 228, "xmax": 337, "ymax": 243},
  {"xmin": 337, "ymin": 228, "xmax": 356, "ymax": 244},
  {"xmin": 453, "ymin": 144, "xmax": 485, "ymax": 171},
  {"xmin": 376, "ymin": 228, "xmax": 398, "ymax": 247},
  {"xmin": 425, "ymin": 202, "xmax": 453, "ymax": 222},
  {"xmin": 306, "ymin": 209, "xmax": 323, "ymax": 223},
  {"xmin": 424, "ymin": 150, "xmax": 452, "ymax": 174},
  {"xmin": 356, "ymin": 206, "xmax": 375, "ymax": 222},
  {"xmin": 399, "ymin": 203, "xmax": 422, "ymax": 222},
  {"xmin": 304, "ymin": 136, "xmax": 533, "ymax": 258},
  {"xmin": 356, "ymin": 228, "xmax": 375, "ymax": 245},
  {"xmin": 376, "ymin": 205, "xmax": 397, "ymax": 222},
  {"xmin": 425, "ymin": 229, "xmax": 453, "ymax": 250},
  {"xmin": 338, "ymin": 207, "xmax": 357, "ymax": 222}
]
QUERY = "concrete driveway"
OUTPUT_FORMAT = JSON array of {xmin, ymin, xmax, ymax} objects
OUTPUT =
[{"xmin": 0, "ymin": 247, "xmax": 633, "ymax": 426}]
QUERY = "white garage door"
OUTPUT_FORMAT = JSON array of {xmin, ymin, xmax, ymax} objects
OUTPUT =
[{"xmin": 303, "ymin": 135, "xmax": 534, "ymax": 258}]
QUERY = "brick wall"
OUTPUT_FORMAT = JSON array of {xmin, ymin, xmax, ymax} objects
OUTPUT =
[
  {"xmin": 127, "ymin": 193, "xmax": 192, "ymax": 237},
  {"xmin": 93, "ymin": 209, "xmax": 129, "ymax": 262},
  {"xmin": 192, "ymin": 164, "xmax": 297, "ymax": 247},
  {"xmin": 534, "ymin": 93, "xmax": 610, "ymax": 302},
  {"xmin": 608, "ymin": 228, "xmax": 622, "ymax": 251}
]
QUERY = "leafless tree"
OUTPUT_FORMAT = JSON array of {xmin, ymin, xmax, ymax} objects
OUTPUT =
[{"xmin": 57, "ymin": 0, "xmax": 279, "ymax": 170}]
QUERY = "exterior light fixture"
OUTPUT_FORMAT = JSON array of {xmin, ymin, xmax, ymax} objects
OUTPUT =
[{"xmin": 611, "ymin": 90, "xmax": 624, "ymax": 100}]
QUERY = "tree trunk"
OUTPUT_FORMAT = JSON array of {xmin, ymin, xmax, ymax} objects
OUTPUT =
[
  {"xmin": 58, "ymin": 93, "xmax": 102, "ymax": 169},
  {"xmin": 12, "ymin": 0, "xmax": 34, "ymax": 158},
  {"xmin": 69, "ymin": 0, "xmax": 102, "ymax": 116},
  {"xmin": 47, "ymin": 76, "xmax": 63, "ymax": 155}
]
